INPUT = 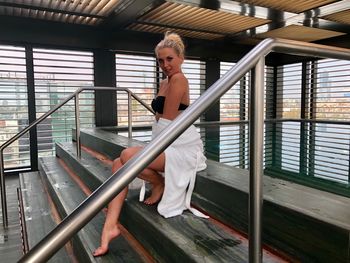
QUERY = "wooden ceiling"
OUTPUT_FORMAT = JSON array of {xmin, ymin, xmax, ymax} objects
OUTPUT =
[{"xmin": 0, "ymin": 0, "xmax": 349, "ymax": 45}]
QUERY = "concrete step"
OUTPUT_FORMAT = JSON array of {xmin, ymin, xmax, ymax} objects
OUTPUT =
[
  {"xmin": 18, "ymin": 171, "xmax": 74, "ymax": 262},
  {"xmin": 193, "ymin": 161, "xmax": 350, "ymax": 263},
  {"xmin": 73, "ymin": 127, "xmax": 143, "ymax": 160},
  {"xmin": 55, "ymin": 140, "xmax": 282, "ymax": 262},
  {"xmin": 38, "ymin": 156, "xmax": 148, "ymax": 263},
  {"xmin": 75, "ymin": 127, "xmax": 350, "ymax": 262}
]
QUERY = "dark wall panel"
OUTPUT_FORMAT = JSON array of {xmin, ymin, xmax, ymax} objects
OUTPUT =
[{"xmin": 94, "ymin": 50, "xmax": 117, "ymax": 127}]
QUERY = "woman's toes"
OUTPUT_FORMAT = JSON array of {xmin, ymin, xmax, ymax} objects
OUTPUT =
[
  {"xmin": 143, "ymin": 197, "xmax": 154, "ymax": 205},
  {"xmin": 93, "ymin": 246, "xmax": 109, "ymax": 257},
  {"xmin": 143, "ymin": 184, "xmax": 164, "ymax": 205}
]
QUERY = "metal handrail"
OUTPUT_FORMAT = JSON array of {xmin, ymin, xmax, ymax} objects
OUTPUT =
[
  {"xmin": 0, "ymin": 87, "xmax": 154, "ymax": 228},
  {"xmin": 18, "ymin": 38, "xmax": 350, "ymax": 263},
  {"xmin": 103, "ymin": 118, "xmax": 350, "ymax": 130}
]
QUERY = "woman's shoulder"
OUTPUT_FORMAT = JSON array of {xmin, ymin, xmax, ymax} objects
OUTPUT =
[
  {"xmin": 169, "ymin": 72, "xmax": 188, "ymax": 85},
  {"xmin": 171, "ymin": 72, "xmax": 186, "ymax": 80}
]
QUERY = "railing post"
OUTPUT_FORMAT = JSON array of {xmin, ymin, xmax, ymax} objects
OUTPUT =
[
  {"xmin": 249, "ymin": 57, "xmax": 264, "ymax": 263},
  {"xmin": 75, "ymin": 94, "xmax": 81, "ymax": 158},
  {"xmin": 17, "ymin": 187, "xmax": 29, "ymax": 253},
  {"xmin": 0, "ymin": 149, "xmax": 8, "ymax": 228},
  {"xmin": 127, "ymin": 90, "xmax": 132, "ymax": 138},
  {"xmin": 0, "ymin": 87, "xmax": 152, "ymax": 229}
]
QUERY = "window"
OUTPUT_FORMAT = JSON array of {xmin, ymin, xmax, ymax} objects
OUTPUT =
[
  {"xmin": 0, "ymin": 45, "xmax": 28, "ymax": 169},
  {"xmin": 116, "ymin": 53, "xmax": 158, "ymax": 127},
  {"xmin": 275, "ymin": 63, "xmax": 302, "ymax": 172},
  {"xmin": 219, "ymin": 62, "xmax": 249, "ymax": 167},
  {"xmin": 311, "ymin": 59, "xmax": 350, "ymax": 184},
  {"xmin": 33, "ymin": 48, "xmax": 94, "ymax": 157},
  {"xmin": 182, "ymin": 59, "xmax": 205, "ymax": 106},
  {"xmin": 314, "ymin": 59, "xmax": 350, "ymax": 120},
  {"xmin": 276, "ymin": 63, "xmax": 302, "ymax": 118}
]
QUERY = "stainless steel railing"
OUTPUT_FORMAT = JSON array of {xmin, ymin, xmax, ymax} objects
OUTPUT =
[
  {"xmin": 18, "ymin": 38, "xmax": 350, "ymax": 263},
  {"xmin": 0, "ymin": 87, "xmax": 154, "ymax": 228}
]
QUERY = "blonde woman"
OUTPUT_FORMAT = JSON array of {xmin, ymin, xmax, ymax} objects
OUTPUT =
[{"xmin": 93, "ymin": 32, "xmax": 207, "ymax": 257}]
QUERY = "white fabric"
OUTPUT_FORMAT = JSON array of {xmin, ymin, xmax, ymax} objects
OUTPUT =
[
  {"xmin": 141, "ymin": 118, "xmax": 208, "ymax": 218},
  {"xmin": 129, "ymin": 177, "xmax": 144, "ymax": 191}
]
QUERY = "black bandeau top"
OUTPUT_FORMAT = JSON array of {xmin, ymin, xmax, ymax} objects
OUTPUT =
[{"xmin": 151, "ymin": 96, "xmax": 188, "ymax": 114}]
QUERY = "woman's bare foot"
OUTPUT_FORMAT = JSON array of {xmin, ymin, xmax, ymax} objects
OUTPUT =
[
  {"xmin": 93, "ymin": 224, "xmax": 121, "ymax": 257},
  {"xmin": 144, "ymin": 183, "xmax": 164, "ymax": 205}
]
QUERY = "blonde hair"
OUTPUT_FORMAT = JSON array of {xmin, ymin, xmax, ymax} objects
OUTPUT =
[{"xmin": 155, "ymin": 32, "xmax": 185, "ymax": 58}]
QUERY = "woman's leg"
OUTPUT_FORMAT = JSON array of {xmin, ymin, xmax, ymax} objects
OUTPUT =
[
  {"xmin": 138, "ymin": 168, "xmax": 164, "ymax": 205},
  {"xmin": 121, "ymin": 147, "xmax": 165, "ymax": 205},
  {"xmin": 93, "ymin": 147, "xmax": 166, "ymax": 256},
  {"xmin": 93, "ymin": 158, "xmax": 127, "ymax": 256}
]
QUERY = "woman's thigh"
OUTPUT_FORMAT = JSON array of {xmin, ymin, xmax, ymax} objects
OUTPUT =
[{"xmin": 120, "ymin": 146, "xmax": 165, "ymax": 172}]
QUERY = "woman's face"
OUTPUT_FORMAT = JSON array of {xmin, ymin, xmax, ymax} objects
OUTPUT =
[{"xmin": 157, "ymin": 47, "xmax": 183, "ymax": 77}]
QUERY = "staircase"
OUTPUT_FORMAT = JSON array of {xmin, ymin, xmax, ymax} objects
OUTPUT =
[{"xmin": 17, "ymin": 127, "xmax": 350, "ymax": 262}]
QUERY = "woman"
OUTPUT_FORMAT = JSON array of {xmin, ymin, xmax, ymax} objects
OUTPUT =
[{"xmin": 93, "ymin": 32, "xmax": 207, "ymax": 257}]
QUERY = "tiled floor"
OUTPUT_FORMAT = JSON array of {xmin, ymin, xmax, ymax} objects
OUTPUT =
[{"xmin": 0, "ymin": 175, "xmax": 22, "ymax": 262}]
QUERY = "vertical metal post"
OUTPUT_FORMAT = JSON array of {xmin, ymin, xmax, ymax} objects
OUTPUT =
[
  {"xmin": 309, "ymin": 61, "xmax": 317, "ymax": 177},
  {"xmin": 17, "ymin": 187, "xmax": 29, "ymax": 253},
  {"xmin": 75, "ymin": 94, "xmax": 81, "ymax": 158},
  {"xmin": 300, "ymin": 62, "xmax": 308, "ymax": 176},
  {"xmin": 0, "ymin": 150, "xmax": 8, "ymax": 228},
  {"xmin": 204, "ymin": 59, "xmax": 220, "ymax": 161},
  {"xmin": 271, "ymin": 66, "xmax": 278, "ymax": 168},
  {"xmin": 25, "ymin": 45, "xmax": 38, "ymax": 172},
  {"xmin": 239, "ymin": 75, "xmax": 247, "ymax": 169},
  {"xmin": 127, "ymin": 90, "xmax": 132, "ymax": 138},
  {"xmin": 249, "ymin": 58, "xmax": 264, "ymax": 263}
]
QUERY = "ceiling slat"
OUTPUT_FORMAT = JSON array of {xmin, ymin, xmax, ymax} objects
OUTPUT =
[
  {"xmin": 128, "ymin": 23, "xmax": 224, "ymax": 40},
  {"xmin": 238, "ymin": 0, "xmax": 338, "ymax": 13},
  {"xmin": 0, "ymin": 0, "xmax": 120, "ymax": 25},
  {"xmin": 256, "ymin": 24, "xmax": 345, "ymax": 42},
  {"xmin": 137, "ymin": 2, "xmax": 270, "ymax": 36},
  {"xmin": 323, "ymin": 9, "xmax": 350, "ymax": 25}
]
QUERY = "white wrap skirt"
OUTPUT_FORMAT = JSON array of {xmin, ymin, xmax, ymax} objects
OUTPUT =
[{"xmin": 141, "ymin": 118, "xmax": 208, "ymax": 218}]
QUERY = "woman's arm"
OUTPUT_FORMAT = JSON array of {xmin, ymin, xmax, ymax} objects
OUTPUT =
[
  {"xmin": 162, "ymin": 74, "xmax": 189, "ymax": 120},
  {"xmin": 157, "ymin": 79, "xmax": 166, "ymax": 95}
]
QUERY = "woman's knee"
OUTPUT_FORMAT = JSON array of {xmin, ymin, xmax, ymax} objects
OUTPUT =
[
  {"xmin": 120, "ymin": 147, "xmax": 140, "ymax": 164},
  {"xmin": 112, "ymin": 158, "xmax": 121, "ymax": 171}
]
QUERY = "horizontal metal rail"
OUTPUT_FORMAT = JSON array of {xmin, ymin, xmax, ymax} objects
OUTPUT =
[
  {"xmin": 18, "ymin": 38, "xmax": 350, "ymax": 263},
  {"xmin": 0, "ymin": 87, "xmax": 154, "ymax": 228},
  {"xmin": 99, "ymin": 118, "xmax": 350, "ymax": 133},
  {"xmin": 266, "ymin": 118, "xmax": 350, "ymax": 125}
]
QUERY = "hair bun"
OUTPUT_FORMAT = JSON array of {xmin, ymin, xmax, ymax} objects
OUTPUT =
[{"xmin": 155, "ymin": 32, "xmax": 185, "ymax": 57}]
